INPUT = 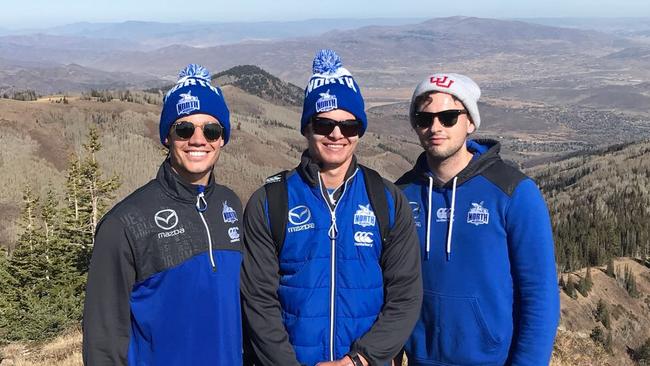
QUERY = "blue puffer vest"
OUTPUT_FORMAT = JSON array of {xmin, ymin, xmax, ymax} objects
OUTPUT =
[{"xmin": 275, "ymin": 168, "xmax": 394, "ymax": 366}]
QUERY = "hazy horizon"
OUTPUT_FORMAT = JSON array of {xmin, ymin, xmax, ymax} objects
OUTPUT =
[{"xmin": 3, "ymin": 0, "xmax": 650, "ymax": 29}]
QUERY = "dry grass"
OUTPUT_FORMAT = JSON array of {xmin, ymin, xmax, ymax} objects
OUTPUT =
[{"xmin": 1, "ymin": 327, "xmax": 82, "ymax": 366}]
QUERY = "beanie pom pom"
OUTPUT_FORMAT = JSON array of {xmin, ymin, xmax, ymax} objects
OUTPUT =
[
  {"xmin": 312, "ymin": 49, "xmax": 342, "ymax": 74},
  {"xmin": 177, "ymin": 64, "xmax": 211, "ymax": 82}
]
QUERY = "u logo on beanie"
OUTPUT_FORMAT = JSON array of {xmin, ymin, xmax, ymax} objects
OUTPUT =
[
  {"xmin": 159, "ymin": 64, "xmax": 231, "ymax": 145},
  {"xmin": 301, "ymin": 49, "xmax": 367, "ymax": 137}
]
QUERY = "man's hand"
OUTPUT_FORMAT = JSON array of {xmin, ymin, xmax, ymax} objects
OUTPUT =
[{"xmin": 316, "ymin": 354, "xmax": 370, "ymax": 366}]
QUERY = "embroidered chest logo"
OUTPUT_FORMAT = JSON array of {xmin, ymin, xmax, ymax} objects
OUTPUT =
[
  {"xmin": 436, "ymin": 208, "xmax": 451, "ymax": 222},
  {"xmin": 316, "ymin": 89, "xmax": 338, "ymax": 113},
  {"xmin": 354, "ymin": 204, "xmax": 376, "ymax": 227},
  {"xmin": 430, "ymin": 76, "xmax": 454, "ymax": 88},
  {"xmin": 154, "ymin": 209, "xmax": 185, "ymax": 238},
  {"xmin": 228, "ymin": 227, "xmax": 240, "ymax": 243},
  {"xmin": 222, "ymin": 201, "xmax": 238, "ymax": 223},
  {"xmin": 154, "ymin": 209, "xmax": 178, "ymax": 230},
  {"xmin": 409, "ymin": 202, "xmax": 421, "ymax": 227},
  {"xmin": 467, "ymin": 202, "xmax": 490, "ymax": 226},
  {"xmin": 176, "ymin": 90, "xmax": 200, "ymax": 115},
  {"xmin": 288, "ymin": 205, "xmax": 315, "ymax": 233},
  {"xmin": 354, "ymin": 231, "xmax": 374, "ymax": 247}
]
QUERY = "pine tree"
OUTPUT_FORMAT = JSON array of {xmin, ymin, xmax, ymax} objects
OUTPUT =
[
  {"xmin": 606, "ymin": 258, "xmax": 615, "ymax": 278},
  {"xmin": 624, "ymin": 265, "xmax": 640, "ymax": 298},
  {"xmin": 585, "ymin": 266, "xmax": 593, "ymax": 291},
  {"xmin": 564, "ymin": 276, "xmax": 577, "ymax": 299},
  {"xmin": 594, "ymin": 299, "xmax": 611, "ymax": 329}
]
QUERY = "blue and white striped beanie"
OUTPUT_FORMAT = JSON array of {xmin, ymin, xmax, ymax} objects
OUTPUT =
[
  {"xmin": 300, "ymin": 49, "xmax": 367, "ymax": 137},
  {"xmin": 160, "ymin": 64, "xmax": 231, "ymax": 145}
]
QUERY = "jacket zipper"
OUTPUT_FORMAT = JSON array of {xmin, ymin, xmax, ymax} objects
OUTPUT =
[
  {"xmin": 318, "ymin": 169, "xmax": 358, "ymax": 361},
  {"xmin": 196, "ymin": 186, "xmax": 216, "ymax": 271}
]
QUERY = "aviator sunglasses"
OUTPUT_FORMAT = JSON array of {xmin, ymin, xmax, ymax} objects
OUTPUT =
[
  {"xmin": 172, "ymin": 121, "xmax": 223, "ymax": 141},
  {"xmin": 310, "ymin": 117, "xmax": 362, "ymax": 137},
  {"xmin": 413, "ymin": 109, "xmax": 468, "ymax": 129}
]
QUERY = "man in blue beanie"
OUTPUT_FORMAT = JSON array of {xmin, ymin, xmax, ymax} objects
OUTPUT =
[
  {"xmin": 241, "ymin": 50, "xmax": 422, "ymax": 366},
  {"xmin": 83, "ymin": 64, "xmax": 243, "ymax": 365},
  {"xmin": 397, "ymin": 73, "xmax": 559, "ymax": 365}
]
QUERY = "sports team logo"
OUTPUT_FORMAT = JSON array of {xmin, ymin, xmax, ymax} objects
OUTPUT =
[
  {"xmin": 228, "ymin": 227, "xmax": 240, "ymax": 243},
  {"xmin": 176, "ymin": 90, "xmax": 200, "ymax": 115},
  {"xmin": 409, "ymin": 202, "xmax": 421, "ymax": 227},
  {"xmin": 354, "ymin": 231, "xmax": 374, "ymax": 247},
  {"xmin": 436, "ymin": 208, "xmax": 451, "ymax": 222},
  {"xmin": 154, "ymin": 209, "xmax": 178, "ymax": 230},
  {"xmin": 430, "ymin": 76, "xmax": 454, "ymax": 88},
  {"xmin": 467, "ymin": 202, "xmax": 490, "ymax": 226},
  {"xmin": 316, "ymin": 89, "xmax": 338, "ymax": 112},
  {"xmin": 222, "ymin": 201, "xmax": 238, "ymax": 224},
  {"xmin": 354, "ymin": 204, "xmax": 376, "ymax": 227}
]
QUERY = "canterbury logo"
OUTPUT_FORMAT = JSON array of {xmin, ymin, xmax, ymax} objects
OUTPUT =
[
  {"xmin": 354, "ymin": 231, "xmax": 374, "ymax": 244},
  {"xmin": 430, "ymin": 76, "xmax": 454, "ymax": 88}
]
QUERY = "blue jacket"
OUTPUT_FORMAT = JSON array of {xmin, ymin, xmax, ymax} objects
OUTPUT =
[
  {"xmin": 83, "ymin": 160, "xmax": 243, "ymax": 365},
  {"xmin": 396, "ymin": 140, "xmax": 559, "ymax": 366},
  {"xmin": 241, "ymin": 152, "xmax": 422, "ymax": 366}
]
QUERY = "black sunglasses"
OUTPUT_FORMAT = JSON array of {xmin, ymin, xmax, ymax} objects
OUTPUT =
[
  {"xmin": 310, "ymin": 117, "xmax": 362, "ymax": 137},
  {"xmin": 413, "ymin": 110, "xmax": 468, "ymax": 128},
  {"xmin": 172, "ymin": 121, "xmax": 223, "ymax": 141}
]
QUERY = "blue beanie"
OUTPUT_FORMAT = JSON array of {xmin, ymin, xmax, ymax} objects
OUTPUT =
[
  {"xmin": 160, "ymin": 64, "xmax": 231, "ymax": 145},
  {"xmin": 301, "ymin": 50, "xmax": 367, "ymax": 137}
]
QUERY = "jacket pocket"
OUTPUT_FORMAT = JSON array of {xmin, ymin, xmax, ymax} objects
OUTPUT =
[{"xmin": 408, "ymin": 290, "xmax": 501, "ymax": 365}]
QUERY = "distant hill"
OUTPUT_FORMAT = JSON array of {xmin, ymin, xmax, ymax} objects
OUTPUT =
[{"xmin": 213, "ymin": 65, "xmax": 303, "ymax": 108}]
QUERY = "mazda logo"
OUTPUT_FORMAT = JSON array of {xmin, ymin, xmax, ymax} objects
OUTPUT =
[
  {"xmin": 154, "ymin": 209, "xmax": 178, "ymax": 230},
  {"xmin": 288, "ymin": 205, "xmax": 311, "ymax": 226}
]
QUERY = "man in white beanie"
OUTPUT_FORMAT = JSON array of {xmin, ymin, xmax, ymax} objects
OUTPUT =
[{"xmin": 396, "ymin": 73, "xmax": 559, "ymax": 365}]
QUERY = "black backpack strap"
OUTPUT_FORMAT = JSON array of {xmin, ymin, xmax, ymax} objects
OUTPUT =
[
  {"xmin": 264, "ymin": 170, "xmax": 288, "ymax": 254},
  {"xmin": 360, "ymin": 165, "xmax": 391, "ymax": 244}
]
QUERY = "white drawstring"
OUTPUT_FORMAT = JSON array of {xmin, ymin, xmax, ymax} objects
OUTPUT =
[
  {"xmin": 425, "ymin": 176, "xmax": 433, "ymax": 260},
  {"xmin": 196, "ymin": 191, "xmax": 216, "ymax": 271},
  {"xmin": 446, "ymin": 177, "xmax": 458, "ymax": 261}
]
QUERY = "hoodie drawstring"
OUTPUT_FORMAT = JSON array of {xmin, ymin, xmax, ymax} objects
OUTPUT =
[
  {"xmin": 425, "ymin": 176, "xmax": 434, "ymax": 260},
  {"xmin": 446, "ymin": 177, "xmax": 458, "ymax": 261},
  {"xmin": 425, "ymin": 176, "xmax": 458, "ymax": 261},
  {"xmin": 195, "ymin": 186, "xmax": 216, "ymax": 271}
]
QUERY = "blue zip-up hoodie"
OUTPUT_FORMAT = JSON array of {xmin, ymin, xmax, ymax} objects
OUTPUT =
[
  {"xmin": 241, "ymin": 152, "xmax": 422, "ymax": 366},
  {"xmin": 83, "ymin": 160, "xmax": 243, "ymax": 365},
  {"xmin": 396, "ymin": 139, "xmax": 559, "ymax": 366}
]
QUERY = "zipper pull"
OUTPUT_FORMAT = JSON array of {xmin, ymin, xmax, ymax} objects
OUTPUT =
[
  {"xmin": 196, "ymin": 185, "xmax": 208, "ymax": 212},
  {"xmin": 328, "ymin": 212, "xmax": 338, "ymax": 240}
]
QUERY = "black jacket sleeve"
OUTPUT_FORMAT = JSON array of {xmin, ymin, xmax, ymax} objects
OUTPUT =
[
  {"xmin": 83, "ymin": 214, "xmax": 136, "ymax": 366},
  {"xmin": 240, "ymin": 187, "xmax": 301, "ymax": 366},
  {"xmin": 350, "ymin": 180, "xmax": 423, "ymax": 365}
]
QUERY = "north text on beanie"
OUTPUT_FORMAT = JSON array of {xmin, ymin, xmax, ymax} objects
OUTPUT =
[
  {"xmin": 160, "ymin": 64, "xmax": 231, "ymax": 145},
  {"xmin": 300, "ymin": 49, "xmax": 367, "ymax": 137}
]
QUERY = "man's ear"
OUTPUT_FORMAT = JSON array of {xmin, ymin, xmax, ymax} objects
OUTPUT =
[
  {"xmin": 219, "ymin": 139, "xmax": 225, "ymax": 147},
  {"xmin": 467, "ymin": 120, "xmax": 476, "ymax": 135}
]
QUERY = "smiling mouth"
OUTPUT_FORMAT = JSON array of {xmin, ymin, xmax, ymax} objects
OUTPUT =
[
  {"xmin": 323, "ymin": 142, "xmax": 346, "ymax": 151},
  {"xmin": 187, "ymin": 151, "xmax": 209, "ymax": 158}
]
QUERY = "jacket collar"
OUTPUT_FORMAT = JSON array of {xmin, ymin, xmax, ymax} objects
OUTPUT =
[
  {"xmin": 156, "ymin": 158, "xmax": 215, "ymax": 203},
  {"xmin": 410, "ymin": 139, "xmax": 502, "ymax": 189},
  {"xmin": 296, "ymin": 150, "xmax": 358, "ymax": 188}
]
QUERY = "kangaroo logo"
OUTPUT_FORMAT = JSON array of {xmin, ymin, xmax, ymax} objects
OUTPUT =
[
  {"xmin": 430, "ymin": 76, "xmax": 454, "ymax": 88},
  {"xmin": 154, "ymin": 209, "xmax": 178, "ymax": 230},
  {"xmin": 288, "ymin": 205, "xmax": 311, "ymax": 226}
]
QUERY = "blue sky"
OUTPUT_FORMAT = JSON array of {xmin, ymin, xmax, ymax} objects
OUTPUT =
[{"xmin": 2, "ymin": 0, "xmax": 649, "ymax": 29}]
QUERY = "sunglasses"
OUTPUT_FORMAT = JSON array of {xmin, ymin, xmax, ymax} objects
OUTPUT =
[
  {"xmin": 172, "ymin": 121, "xmax": 223, "ymax": 141},
  {"xmin": 413, "ymin": 110, "xmax": 468, "ymax": 128},
  {"xmin": 310, "ymin": 117, "xmax": 362, "ymax": 137}
]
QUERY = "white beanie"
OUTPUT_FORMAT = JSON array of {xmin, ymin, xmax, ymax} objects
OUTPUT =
[{"xmin": 409, "ymin": 73, "xmax": 481, "ymax": 130}]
